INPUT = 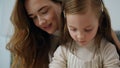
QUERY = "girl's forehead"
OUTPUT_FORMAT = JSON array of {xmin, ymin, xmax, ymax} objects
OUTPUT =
[
  {"xmin": 66, "ymin": 9, "xmax": 99, "ymax": 28},
  {"xmin": 66, "ymin": 14, "xmax": 98, "ymax": 27},
  {"xmin": 66, "ymin": 8, "xmax": 98, "ymax": 21}
]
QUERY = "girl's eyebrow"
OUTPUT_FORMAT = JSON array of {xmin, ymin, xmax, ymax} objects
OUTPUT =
[{"xmin": 85, "ymin": 24, "xmax": 92, "ymax": 28}]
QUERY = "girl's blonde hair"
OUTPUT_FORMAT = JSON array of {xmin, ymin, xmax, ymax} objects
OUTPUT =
[{"xmin": 62, "ymin": 0, "xmax": 115, "ymax": 46}]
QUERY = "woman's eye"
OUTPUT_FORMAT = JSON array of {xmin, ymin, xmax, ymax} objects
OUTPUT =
[
  {"xmin": 31, "ymin": 16, "xmax": 37, "ymax": 20},
  {"xmin": 42, "ymin": 10, "xmax": 48, "ymax": 14},
  {"xmin": 40, "ymin": 8, "xmax": 48, "ymax": 14},
  {"xmin": 70, "ymin": 28, "xmax": 77, "ymax": 31}
]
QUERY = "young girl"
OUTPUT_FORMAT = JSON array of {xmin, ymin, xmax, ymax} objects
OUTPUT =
[{"xmin": 49, "ymin": 0, "xmax": 120, "ymax": 68}]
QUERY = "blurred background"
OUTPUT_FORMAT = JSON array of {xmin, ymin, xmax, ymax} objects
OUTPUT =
[{"xmin": 0, "ymin": 0, "xmax": 120, "ymax": 68}]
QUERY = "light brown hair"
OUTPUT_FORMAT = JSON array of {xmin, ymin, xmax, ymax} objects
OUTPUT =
[{"xmin": 6, "ymin": 0, "xmax": 63, "ymax": 68}]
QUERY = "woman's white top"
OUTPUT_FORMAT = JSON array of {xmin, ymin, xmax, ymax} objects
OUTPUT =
[{"xmin": 49, "ymin": 39, "xmax": 120, "ymax": 68}]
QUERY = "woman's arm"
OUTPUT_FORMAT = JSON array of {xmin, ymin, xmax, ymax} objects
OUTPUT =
[{"xmin": 111, "ymin": 30, "xmax": 120, "ymax": 49}]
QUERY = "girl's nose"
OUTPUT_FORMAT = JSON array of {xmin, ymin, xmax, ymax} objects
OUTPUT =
[{"xmin": 77, "ymin": 32, "xmax": 85, "ymax": 41}]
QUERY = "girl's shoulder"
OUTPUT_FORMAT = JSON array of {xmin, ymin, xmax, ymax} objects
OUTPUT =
[
  {"xmin": 98, "ymin": 39, "xmax": 120, "ymax": 67},
  {"xmin": 59, "ymin": 41, "xmax": 74, "ymax": 49},
  {"xmin": 55, "ymin": 42, "xmax": 75, "ymax": 56},
  {"xmin": 100, "ymin": 38, "xmax": 116, "ymax": 50},
  {"xmin": 99, "ymin": 38, "xmax": 119, "ymax": 58}
]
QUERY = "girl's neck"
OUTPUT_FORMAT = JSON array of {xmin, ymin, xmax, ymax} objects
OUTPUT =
[{"xmin": 76, "ymin": 39, "xmax": 95, "ymax": 48}]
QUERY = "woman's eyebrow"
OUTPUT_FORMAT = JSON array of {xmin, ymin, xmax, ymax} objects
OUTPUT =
[
  {"xmin": 28, "ymin": 6, "xmax": 48, "ymax": 17},
  {"xmin": 38, "ymin": 6, "xmax": 47, "ymax": 12}
]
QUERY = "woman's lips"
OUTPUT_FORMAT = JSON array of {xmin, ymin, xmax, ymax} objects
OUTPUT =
[
  {"xmin": 43, "ymin": 23, "xmax": 52, "ymax": 30},
  {"xmin": 79, "ymin": 41, "xmax": 85, "ymax": 43}
]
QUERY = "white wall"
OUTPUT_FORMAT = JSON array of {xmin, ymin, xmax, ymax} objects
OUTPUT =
[
  {"xmin": 0, "ymin": 0, "xmax": 15, "ymax": 68},
  {"xmin": 0, "ymin": 0, "xmax": 120, "ymax": 68},
  {"xmin": 0, "ymin": 0, "xmax": 14, "ymax": 36},
  {"xmin": 104, "ymin": 0, "xmax": 120, "ymax": 30}
]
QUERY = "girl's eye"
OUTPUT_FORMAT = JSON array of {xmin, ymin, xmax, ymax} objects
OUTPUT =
[{"xmin": 85, "ymin": 29, "xmax": 92, "ymax": 32}]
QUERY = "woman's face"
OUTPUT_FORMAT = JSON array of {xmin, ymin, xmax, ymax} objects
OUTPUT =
[{"xmin": 25, "ymin": 0, "xmax": 62, "ymax": 34}]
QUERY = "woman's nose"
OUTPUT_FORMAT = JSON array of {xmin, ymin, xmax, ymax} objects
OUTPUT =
[{"xmin": 38, "ymin": 16, "xmax": 46, "ymax": 26}]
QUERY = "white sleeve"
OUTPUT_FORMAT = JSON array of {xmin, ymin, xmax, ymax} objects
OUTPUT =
[
  {"xmin": 49, "ymin": 45, "xmax": 67, "ymax": 68},
  {"xmin": 102, "ymin": 43, "xmax": 120, "ymax": 68}
]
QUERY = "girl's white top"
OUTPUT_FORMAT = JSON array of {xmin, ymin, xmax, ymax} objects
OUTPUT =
[
  {"xmin": 49, "ymin": 39, "xmax": 120, "ymax": 68},
  {"xmin": 49, "ymin": 30, "xmax": 60, "ymax": 62}
]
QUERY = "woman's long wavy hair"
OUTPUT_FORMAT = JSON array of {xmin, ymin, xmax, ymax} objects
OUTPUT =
[
  {"xmin": 6, "ymin": 0, "xmax": 63, "ymax": 68},
  {"xmin": 62, "ymin": 0, "xmax": 116, "ymax": 46}
]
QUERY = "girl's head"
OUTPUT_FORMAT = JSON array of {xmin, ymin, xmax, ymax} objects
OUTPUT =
[{"xmin": 63, "ymin": 0, "xmax": 114, "ymax": 46}]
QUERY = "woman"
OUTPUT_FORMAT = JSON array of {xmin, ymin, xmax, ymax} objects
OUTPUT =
[{"xmin": 7, "ymin": 0, "xmax": 63, "ymax": 68}]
